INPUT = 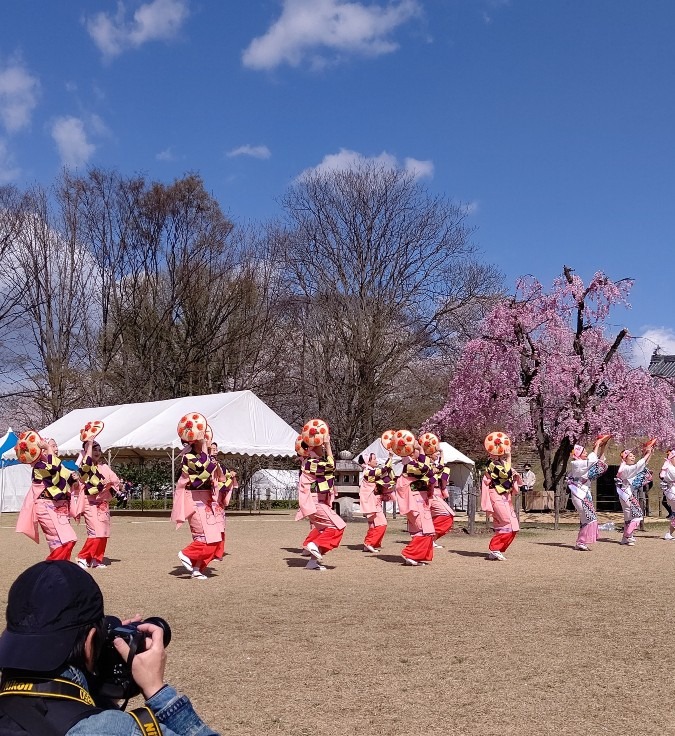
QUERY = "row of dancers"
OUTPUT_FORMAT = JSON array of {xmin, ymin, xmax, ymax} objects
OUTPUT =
[
  {"xmin": 11, "ymin": 424, "xmax": 674, "ymax": 576},
  {"xmin": 292, "ymin": 428, "xmax": 673, "ymax": 568},
  {"xmin": 13, "ymin": 429, "xmax": 238, "ymax": 579}
]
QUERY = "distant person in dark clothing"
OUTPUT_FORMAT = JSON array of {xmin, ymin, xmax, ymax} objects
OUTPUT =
[
  {"xmin": 115, "ymin": 478, "xmax": 131, "ymax": 509},
  {"xmin": 660, "ymin": 451, "xmax": 675, "ymax": 540}
]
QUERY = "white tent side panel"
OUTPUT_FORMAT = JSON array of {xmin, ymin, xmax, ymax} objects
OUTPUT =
[
  {"xmin": 0, "ymin": 464, "xmax": 31, "ymax": 512},
  {"xmin": 251, "ymin": 469, "xmax": 299, "ymax": 500}
]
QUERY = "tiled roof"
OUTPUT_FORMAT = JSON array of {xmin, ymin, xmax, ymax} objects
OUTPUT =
[{"xmin": 648, "ymin": 354, "xmax": 675, "ymax": 379}]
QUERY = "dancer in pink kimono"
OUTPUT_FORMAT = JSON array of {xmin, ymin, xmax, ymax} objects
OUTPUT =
[
  {"xmin": 16, "ymin": 438, "xmax": 78, "ymax": 560},
  {"xmin": 481, "ymin": 441, "xmax": 521, "ymax": 561},
  {"xmin": 358, "ymin": 452, "xmax": 394, "ymax": 552},
  {"xmin": 566, "ymin": 435, "xmax": 610, "ymax": 551},
  {"xmin": 172, "ymin": 439, "xmax": 220, "ymax": 579},
  {"xmin": 210, "ymin": 442, "xmax": 237, "ymax": 561},
  {"xmin": 660, "ymin": 451, "xmax": 675, "ymax": 540},
  {"xmin": 429, "ymin": 452, "xmax": 455, "ymax": 549},
  {"xmin": 615, "ymin": 443, "xmax": 654, "ymax": 546},
  {"xmin": 396, "ymin": 446, "xmax": 436, "ymax": 566},
  {"xmin": 295, "ymin": 437, "xmax": 346, "ymax": 571},
  {"xmin": 75, "ymin": 440, "xmax": 120, "ymax": 568}
]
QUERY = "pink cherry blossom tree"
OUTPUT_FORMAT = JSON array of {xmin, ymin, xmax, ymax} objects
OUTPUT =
[{"xmin": 427, "ymin": 266, "xmax": 675, "ymax": 526}]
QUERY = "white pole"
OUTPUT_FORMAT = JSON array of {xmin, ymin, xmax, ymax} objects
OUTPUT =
[
  {"xmin": 0, "ymin": 428, "xmax": 10, "ymax": 513},
  {"xmin": 168, "ymin": 447, "xmax": 176, "ymax": 511}
]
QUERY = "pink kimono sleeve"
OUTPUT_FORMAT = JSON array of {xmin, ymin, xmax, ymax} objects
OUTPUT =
[
  {"xmin": 480, "ymin": 474, "xmax": 494, "ymax": 515},
  {"xmin": 16, "ymin": 485, "xmax": 39, "ymax": 544}
]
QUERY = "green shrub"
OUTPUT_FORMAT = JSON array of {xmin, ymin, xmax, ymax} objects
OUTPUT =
[{"xmin": 119, "ymin": 499, "xmax": 173, "ymax": 511}]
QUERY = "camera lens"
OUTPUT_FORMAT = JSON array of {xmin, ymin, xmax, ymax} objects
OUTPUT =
[{"xmin": 142, "ymin": 617, "xmax": 172, "ymax": 647}]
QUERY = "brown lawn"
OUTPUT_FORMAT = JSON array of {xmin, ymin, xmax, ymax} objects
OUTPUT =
[{"xmin": 0, "ymin": 511, "xmax": 669, "ymax": 736}]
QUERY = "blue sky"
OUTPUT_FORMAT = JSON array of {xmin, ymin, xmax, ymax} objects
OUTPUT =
[{"xmin": 1, "ymin": 0, "xmax": 674, "ymax": 365}]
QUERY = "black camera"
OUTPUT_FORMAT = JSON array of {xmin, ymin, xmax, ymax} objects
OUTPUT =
[{"xmin": 94, "ymin": 616, "xmax": 172, "ymax": 702}]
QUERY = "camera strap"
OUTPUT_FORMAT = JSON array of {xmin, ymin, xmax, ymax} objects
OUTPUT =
[
  {"xmin": 129, "ymin": 706, "xmax": 162, "ymax": 735},
  {"xmin": 0, "ymin": 677, "xmax": 96, "ymax": 706},
  {"xmin": 0, "ymin": 677, "xmax": 101, "ymax": 736},
  {"xmin": 0, "ymin": 679, "xmax": 160, "ymax": 736}
]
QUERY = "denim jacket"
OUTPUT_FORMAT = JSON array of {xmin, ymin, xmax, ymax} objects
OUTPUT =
[{"xmin": 59, "ymin": 667, "xmax": 220, "ymax": 736}]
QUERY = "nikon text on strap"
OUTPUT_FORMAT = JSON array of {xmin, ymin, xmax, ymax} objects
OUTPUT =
[
  {"xmin": 0, "ymin": 678, "xmax": 161, "ymax": 736},
  {"xmin": 0, "ymin": 677, "xmax": 96, "ymax": 706},
  {"xmin": 129, "ymin": 706, "xmax": 161, "ymax": 735},
  {"xmin": 0, "ymin": 677, "xmax": 101, "ymax": 736}
]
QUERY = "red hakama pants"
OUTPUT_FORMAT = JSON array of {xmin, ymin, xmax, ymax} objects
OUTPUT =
[
  {"xmin": 488, "ymin": 531, "xmax": 518, "ymax": 552},
  {"xmin": 77, "ymin": 537, "xmax": 107, "ymax": 564},
  {"xmin": 46, "ymin": 540, "xmax": 76, "ymax": 561},
  {"xmin": 304, "ymin": 527, "xmax": 344, "ymax": 555},
  {"xmin": 182, "ymin": 540, "xmax": 220, "ymax": 571},
  {"xmin": 432, "ymin": 514, "xmax": 454, "ymax": 539},
  {"xmin": 402, "ymin": 534, "xmax": 434, "ymax": 562},
  {"xmin": 364, "ymin": 525, "xmax": 387, "ymax": 548}
]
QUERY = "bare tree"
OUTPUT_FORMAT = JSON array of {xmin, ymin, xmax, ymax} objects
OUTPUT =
[
  {"xmin": 7, "ymin": 186, "xmax": 92, "ymax": 422},
  {"xmin": 55, "ymin": 169, "xmax": 146, "ymax": 406},
  {"xmin": 276, "ymin": 162, "xmax": 501, "ymax": 451},
  {"xmin": 0, "ymin": 186, "xmax": 31, "ymax": 329}
]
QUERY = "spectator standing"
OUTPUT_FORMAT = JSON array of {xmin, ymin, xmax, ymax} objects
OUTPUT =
[{"xmin": 520, "ymin": 464, "xmax": 536, "ymax": 511}]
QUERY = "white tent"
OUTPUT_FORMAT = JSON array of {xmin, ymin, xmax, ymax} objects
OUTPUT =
[
  {"xmin": 357, "ymin": 438, "xmax": 475, "ymax": 510},
  {"xmin": 251, "ymin": 469, "xmax": 298, "ymax": 501},
  {"xmin": 2, "ymin": 391, "xmax": 297, "ymax": 461},
  {"xmin": 0, "ymin": 463, "xmax": 31, "ymax": 512},
  {"xmin": 438, "ymin": 441, "xmax": 475, "ymax": 510}
]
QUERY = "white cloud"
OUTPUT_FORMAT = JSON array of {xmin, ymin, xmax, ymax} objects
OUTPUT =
[
  {"xmin": 51, "ymin": 116, "xmax": 96, "ymax": 168},
  {"xmin": 89, "ymin": 114, "xmax": 111, "ymax": 138},
  {"xmin": 300, "ymin": 148, "xmax": 433, "ymax": 180},
  {"xmin": 242, "ymin": 0, "xmax": 420, "ymax": 71},
  {"xmin": 632, "ymin": 327, "xmax": 675, "ymax": 368},
  {"xmin": 0, "ymin": 139, "xmax": 20, "ymax": 183},
  {"xmin": 227, "ymin": 144, "xmax": 271, "ymax": 160},
  {"xmin": 403, "ymin": 156, "xmax": 433, "ymax": 179},
  {"xmin": 156, "ymin": 146, "xmax": 177, "ymax": 161},
  {"xmin": 86, "ymin": 0, "xmax": 189, "ymax": 60},
  {"xmin": 482, "ymin": 0, "xmax": 510, "ymax": 24},
  {"xmin": 0, "ymin": 59, "xmax": 39, "ymax": 133}
]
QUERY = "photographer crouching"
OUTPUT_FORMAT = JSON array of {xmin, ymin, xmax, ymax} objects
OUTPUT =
[{"xmin": 0, "ymin": 560, "xmax": 219, "ymax": 735}]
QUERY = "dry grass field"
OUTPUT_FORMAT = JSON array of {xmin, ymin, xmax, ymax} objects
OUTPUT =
[{"xmin": 0, "ymin": 511, "xmax": 671, "ymax": 736}]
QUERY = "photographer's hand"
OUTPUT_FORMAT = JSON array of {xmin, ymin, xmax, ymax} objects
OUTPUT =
[{"xmin": 113, "ymin": 623, "xmax": 166, "ymax": 700}]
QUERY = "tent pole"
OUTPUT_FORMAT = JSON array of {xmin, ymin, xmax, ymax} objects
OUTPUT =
[{"xmin": 168, "ymin": 447, "xmax": 176, "ymax": 511}]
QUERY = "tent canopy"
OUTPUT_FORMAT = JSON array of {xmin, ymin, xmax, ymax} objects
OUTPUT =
[
  {"xmin": 438, "ymin": 442, "xmax": 474, "ymax": 467},
  {"xmin": 0, "ymin": 428, "xmax": 18, "ymax": 465},
  {"xmin": 357, "ymin": 438, "xmax": 475, "ymax": 470},
  {"xmin": 3, "ymin": 391, "xmax": 297, "ymax": 461},
  {"xmin": 357, "ymin": 437, "xmax": 475, "ymax": 510}
]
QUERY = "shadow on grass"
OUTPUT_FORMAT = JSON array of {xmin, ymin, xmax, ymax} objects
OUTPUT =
[
  {"xmin": 369, "ymin": 554, "xmax": 406, "ymax": 565},
  {"xmin": 284, "ymin": 557, "xmax": 335, "ymax": 570},
  {"xmin": 346, "ymin": 544, "xmax": 368, "ymax": 551},
  {"xmin": 449, "ymin": 550, "xmax": 491, "ymax": 559},
  {"xmin": 534, "ymin": 542, "xmax": 573, "ymax": 549}
]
